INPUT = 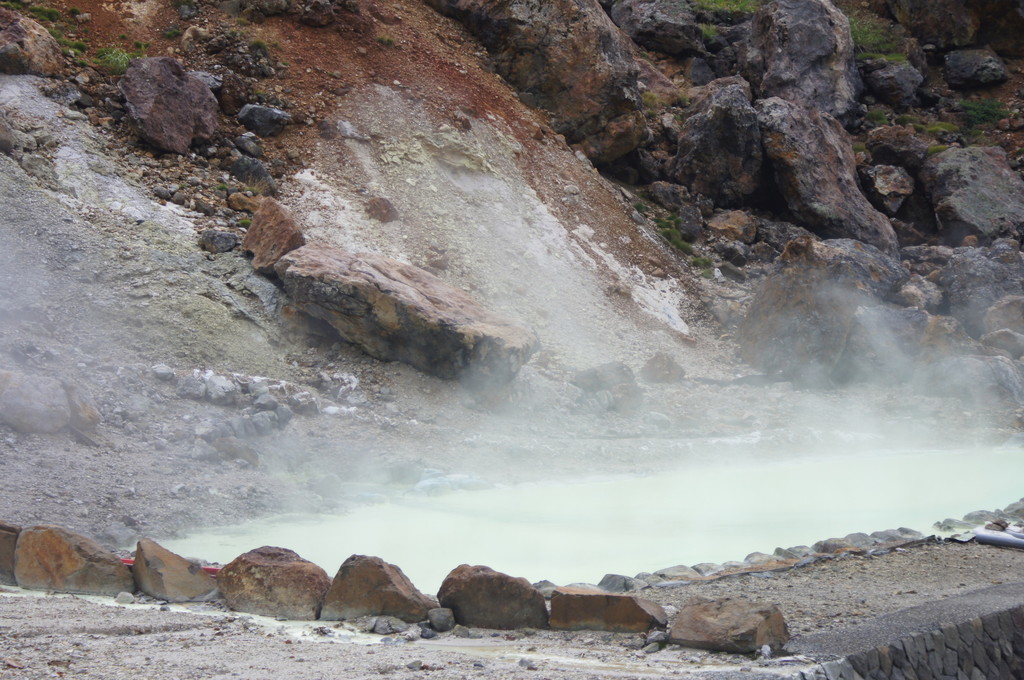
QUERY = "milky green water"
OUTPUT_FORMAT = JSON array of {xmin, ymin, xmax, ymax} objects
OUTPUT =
[{"xmin": 165, "ymin": 446, "xmax": 1022, "ymax": 594}]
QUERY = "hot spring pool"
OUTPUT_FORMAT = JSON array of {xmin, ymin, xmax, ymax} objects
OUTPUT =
[{"xmin": 164, "ymin": 445, "xmax": 1023, "ymax": 593}]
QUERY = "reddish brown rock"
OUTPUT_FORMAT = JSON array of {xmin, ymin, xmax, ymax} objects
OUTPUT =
[
  {"xmin": 668, "ymin": 597, "xmax": 790, "ymax": 653},
  {"xmin": 707, "ymin": 211, "xmax": 758, "ymax": 244},
  {"xmin": 133, "ymin": 538, "xmax": 217, "ymax": 602},
  {"xmin": 14, "ymin": 525, "xmax": 135, "ymax": 596},
  {"xmin": 320, "ymin": 554, "xmax": 437, "ymax": 622},
  {"xmin": 275, "ymin": 247, "xmax": 539, "ymax": 386},
  {"xmin": 242, "ymin": 198, "xmax": 306, "ymax": 274},
  {"xmin": 119, "ymin": 57, "xmax": 219, "ymax": 155},
  {"xmin": 0, "ymin": 520, "xmax": 20, "ymax": 585},
  {"xmin": 424, "ymin": 0, "xmax": 646, "ymax": 164},
  {"xmin": 217, "ymin": 546, "xmax": 331, "ymax": 620},
  {"xmin": 549, "ymin": 587, "xmax": 667, "ymax": 633},
  {"xmin": 437, "ymin": 564, "xmax": 548, "ymax": 630},
  {"xmin": 228, "ymin": 192, "xmax": 263, "ymax": 213},
  {"xmin": 0, "ymin": 8, "xmax": 63, "ymax": 76}
]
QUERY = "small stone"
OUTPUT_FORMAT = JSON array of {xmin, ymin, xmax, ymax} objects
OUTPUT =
[{"xmin": 115, "ymin": 591, "xmax": 135, "ymax": 604}]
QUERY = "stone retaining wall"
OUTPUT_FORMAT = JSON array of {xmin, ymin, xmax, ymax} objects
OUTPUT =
[{"xmin": 789, "ymin": 584, "xmax": 1024, "ymax": 680}]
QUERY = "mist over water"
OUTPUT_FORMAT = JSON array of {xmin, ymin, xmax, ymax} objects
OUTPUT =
[{"xmin": 167, "ymin": 434, "xmax": 1024, "ymax": 594}]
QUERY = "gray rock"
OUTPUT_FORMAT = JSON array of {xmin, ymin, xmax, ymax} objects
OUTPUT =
[
  {"xmin": 938, "ymin": 241, "xmax": 1024, "ymax": 337},
  {"xmin": 918, "ymin": 354, "xmax": 1024, "ymax": 408},
  {"xmin": 428, "ymin": 607, "xmax": 456, "ymax": 632},
  {"xmin": 0, "ymin": 371, "xmax": 71, "ymax": 433},
  {"xmin": 204, "ymin": 374, "xmax": 239, "ymax": 405},
  {"xmin": 691, "ymin": 563, "xmax": 723, "ymax": 576},
  {"xmin": 238, "ymin": 104, "xmax": 292, "ymax": 137},
  {"xmin": 944, "ymin": 48, "xmax": 1008, "ymax": 89},
  {"xmin": 19, "ymin": 154, "xmax": 55, "ymax": 182},
  {"xmin": 598, "ymin": 573, "xmax": 644, "ymax": 592},
  {"xmin": 670, "ymin": 76, "xmax": 763, "ymax": 207},
  {"xmin": 0, "ymin": 112, "xmax": 14, "ymax": 155},
  {"xmin": 653, "ymin": 564, "xmax": 701, "ymax": 581},
  {"xmin": 151, "ymin": 364, "xmax": 175, "ymax": 381},
  {"xmin": 234, "ymin": 134, "xmax": 264, "ymax": 158},
  {"xmin": 744, "ymin": 0, "xmax": 863, "ymax": 127},
  {"xmin": 250, "ymin": 410, "xmax": 278, "ymax": 435},
  {"xmin": 0, "ymin": 7, "xmax": 64, "ymax": 76},
  {"xmin": 865, "ymin": 125, "xmax": 930, "ymax": 172},
  {"xmin": 199, "ymin": 229, "xmax": 241, "ymax": 253},
  {"xmin": 863, "ymin": 60, "xmax": 923, "ymax": 110},
  {"xmin": 175, "ymin": 373, "xmax": 207, "ymax": 400},
  {"xmin": 756, "ymin": 97, "xmax": 898, "ymax": 254},
  {"xmin": 608, "ymin": 0, "xmax": 702, "ymax": 56},
  {"xmin": 920, "ymin": 147, "xmax": 1024, "ymax": 246},
  {"xmin": 980, "ymin": 328, "xmax": 1024, "ymax": 359},
  {"xmin": 230, "ymin": 157, "xmax": 277, "ymax": 196}
]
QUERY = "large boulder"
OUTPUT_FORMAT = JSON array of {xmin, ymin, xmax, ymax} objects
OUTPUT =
[
  {"xmin": 241, "ymin": 198, "xmax": 306, "ymax": 274},
  {"xmin": 757, "ymin": 98, "xmax": 898, "ymax": 255},
  {"xmin": 744, "ymin": 0, "xmax": 862, "ymax": 127},
  {"xmin": 0, "ymin": 8, "xmax": 63, "ymax": 76},
  {"xmin": 983, "ymin": 295, "xmax": 1024, "ymax": 335},
  {"xmin": 119, "ymin": 57, "xmax": 219, "ymax": 155},
  {"xmin": 0, "ymin": 520, "xmax": 19, "ymax": 585},
  {"xmin": 937, "ymin": 241, "xmax": 1024, "ymax": 337},
  {"xmin": 275, "ymin": 247, "xmax": 539, "ymax": 387},
  {"xmin": 437, "ymin": 564, "xmax": 548, "ymax": 630},
  {"xmin": 918, "ymin": 355, "xmax": 1024, "ymax": 408},
  {"xmin": 133, "ymin": 538, "xmax": 218, "ymax": 602},
  {"xmin": 669, "ymin": 597, "xmax": 790, "ymax": 654},
  {"xmin": 217, "ymin": 546, "xmax": 331, "ymax": 620},
  {"xmin": 320, "ymin": 555, "xmax": 438, "ymax": 622},
  {"xmin": 885, "ymin": 0, "xmax": 978, "ymax": 50},
  {"xmin": 0, "ymin": 371, "xmax": 70, "ymax": 433},
  {"xmin": 608, "ymin": 0, "xmax": 703, "ymax": 56},
  {"xmin": 14, "ymin": 525, "xmax": 135, "ymax": 596},
  {"xmin": 920, "ymin": 147, "xmax": 1024, "ymax": 246},
  {"xmin": 974, "ymin": 0, "xmax": 1024, "ymax": 57},
  {"xmin": 865, "ymin": 125, "xmax": 930, "ymax": 172},
  {"xmin": 944, "ymin": 48, "xmax": 1008, "ymax": 89},
  {"xmin": 737, "ymin": 237, "xmax": 908, "ymax": 383},
  {"xmin": 670, "ymin": 77, "xmax": 763, "ymax": 207},
  {"xmin": 549, "ymin": 587, "xmax": 667, "ymax": 632},
  {"xmin": 862, "ymin": 60, "xmax": 923, "ymax": 110},
  {"xmin": 424, "ymin": 0, "xmax": 646, "ymax": 164}
]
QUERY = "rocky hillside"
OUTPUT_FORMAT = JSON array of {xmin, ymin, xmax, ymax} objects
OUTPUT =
[{"xmin": 0, "ymin": 0, "xmax": 1023, "ymax": 543}]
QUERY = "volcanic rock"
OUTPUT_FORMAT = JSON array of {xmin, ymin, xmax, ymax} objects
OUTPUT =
[
  {"xmin": 228, "ymin": 192, "xmax": 262, "ymax": 212},
  {"xmin": 0, "ymin": 8, "xmax": 63, "ymax": 76},
  {"xmin": 14, "ymin": 525, "xmax": 135, "ymax": 596},
  {"xmin": 737, "ymin": 237, "xmax": 908, "ymax": 383},
  {"xmin": 973, "ymin": 0, "xmax": 1024, "ymax": 57},
  {"xmin": 707, "ymin": 210, "xmax": 758, "ymax": 244},
  {"xmin": 860, "ymin": 165, "xmax": 915, "ymax": 216},
  {"xmin": 0, "ymin": 371, "xmax": 70, "ymax": 433},
  {"xmin": 571, "ymin": 361, "xmax": 643, "ymax": 412},
  {"xmin": 549, "ymin": 587, "xmax": 667, "ymax": 633},
  {"xmin": 863, "ymin": 61, "xmax": 923, "ymax": 110},
  {"xmin": 757, "ymin": 97, "xmax": 898, "ymax": 255},
  {"xmin": 275, "ymin": 246, "xmax": 539, "ymax": 386},
  {"xmin": 366, "ymin": 196, "xmax": 399, "ymax": 223},
  {"xmin": 300, "ymin": 0, "xmax": 335, "ymax": 26},
  {"xmin": 938, "ymin": 241, "xmax": 1024, "ymax": 337},
  {"xmin": 919, "ymin": 355, "xmax": 1024, "ymax": 408},
  {"xmin": 230, "ymin": 157, "xmax": 277, "ymax": 196},
  {"xmin": 199, "ymin": 229, "xmax": 241, "ymax": 254},
  {"xmin": 944, "ymin": 48, "xmax": 1008, "ymax": 89},
  {"xmin": 981, "ymin": 328, "xmax": 1024, "ymax": 359},
  {"xmin": 0, "ymin": 112, "xmax": 14, "ymax": 155},
  {"xmin": 608, "ymin": 0, "xmax": 702, "ymax": 56},
  {"xmin": 240, "ymin": 0, "xmax": 289, "ymax": 17},
  {"xmin": 668, "ymin": 597, "xmax": 790, "ymax": 653},
  {"xmin": 238, "ymin": 104, "xmax": 292, "ymax": 137},
  {"xmin": 133, "ymin": 538, "xmax": 218, "ymax": 602},
  {"xmin": 425, "ymin": 0, "xmax": 646, "ymax": 164},
  {"xmin": 217, "ymin": 71, "xmax": 250, "ymax": 115},
  {"xmin": 240, "ymin": 200, "xmax": 303, "ymax": 274},
  {"xmin": 320, "ymin": 555, "xmax": 437, "ymax": 622},
  {"xmin": 984, "ymin": 296, "xmax": 1024, "ymax": 335},
  {"xmin": 217, "ymin": 546, "xmax": 331, "ymax": 620},
  {"xmin": 0, "ymin": 520, "xmax": 19, "ymax": 585},
  {"xmin": 744, "ymin": 0, "xmax": 862, "ymax": 127},
  {"xmin": 885, "ymin": 0, "xmax": 978, "ymax": 50},
  {"xmin": 437, "ymin": 564, "xmax": 548, "ymax": 630},
  {"xmin": 639, "ymin": 352, "xmax": 686, "ymax": 383},
  {"xmin": 428, "ymin": 607, "xmax": 456, "ymax": 632},
  {"xmin": 118, "ymin": 57, "xmax": 219, "ymax": 155},
  {"xmin": 670, "ymin": 77, "xmax": 763, "ymax": 207},
  {"xmin": 865, "ymin": 125, "xmax": 930, "ymax": 172},
  {"xmin": 920, "ymin": 147, "xmax": 1024, "ymax": 245}
]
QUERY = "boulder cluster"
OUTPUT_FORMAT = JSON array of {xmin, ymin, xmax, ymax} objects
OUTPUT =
[{"xmin": 0, "ymin": 520, "xmax": 791, "ymax": 653}]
